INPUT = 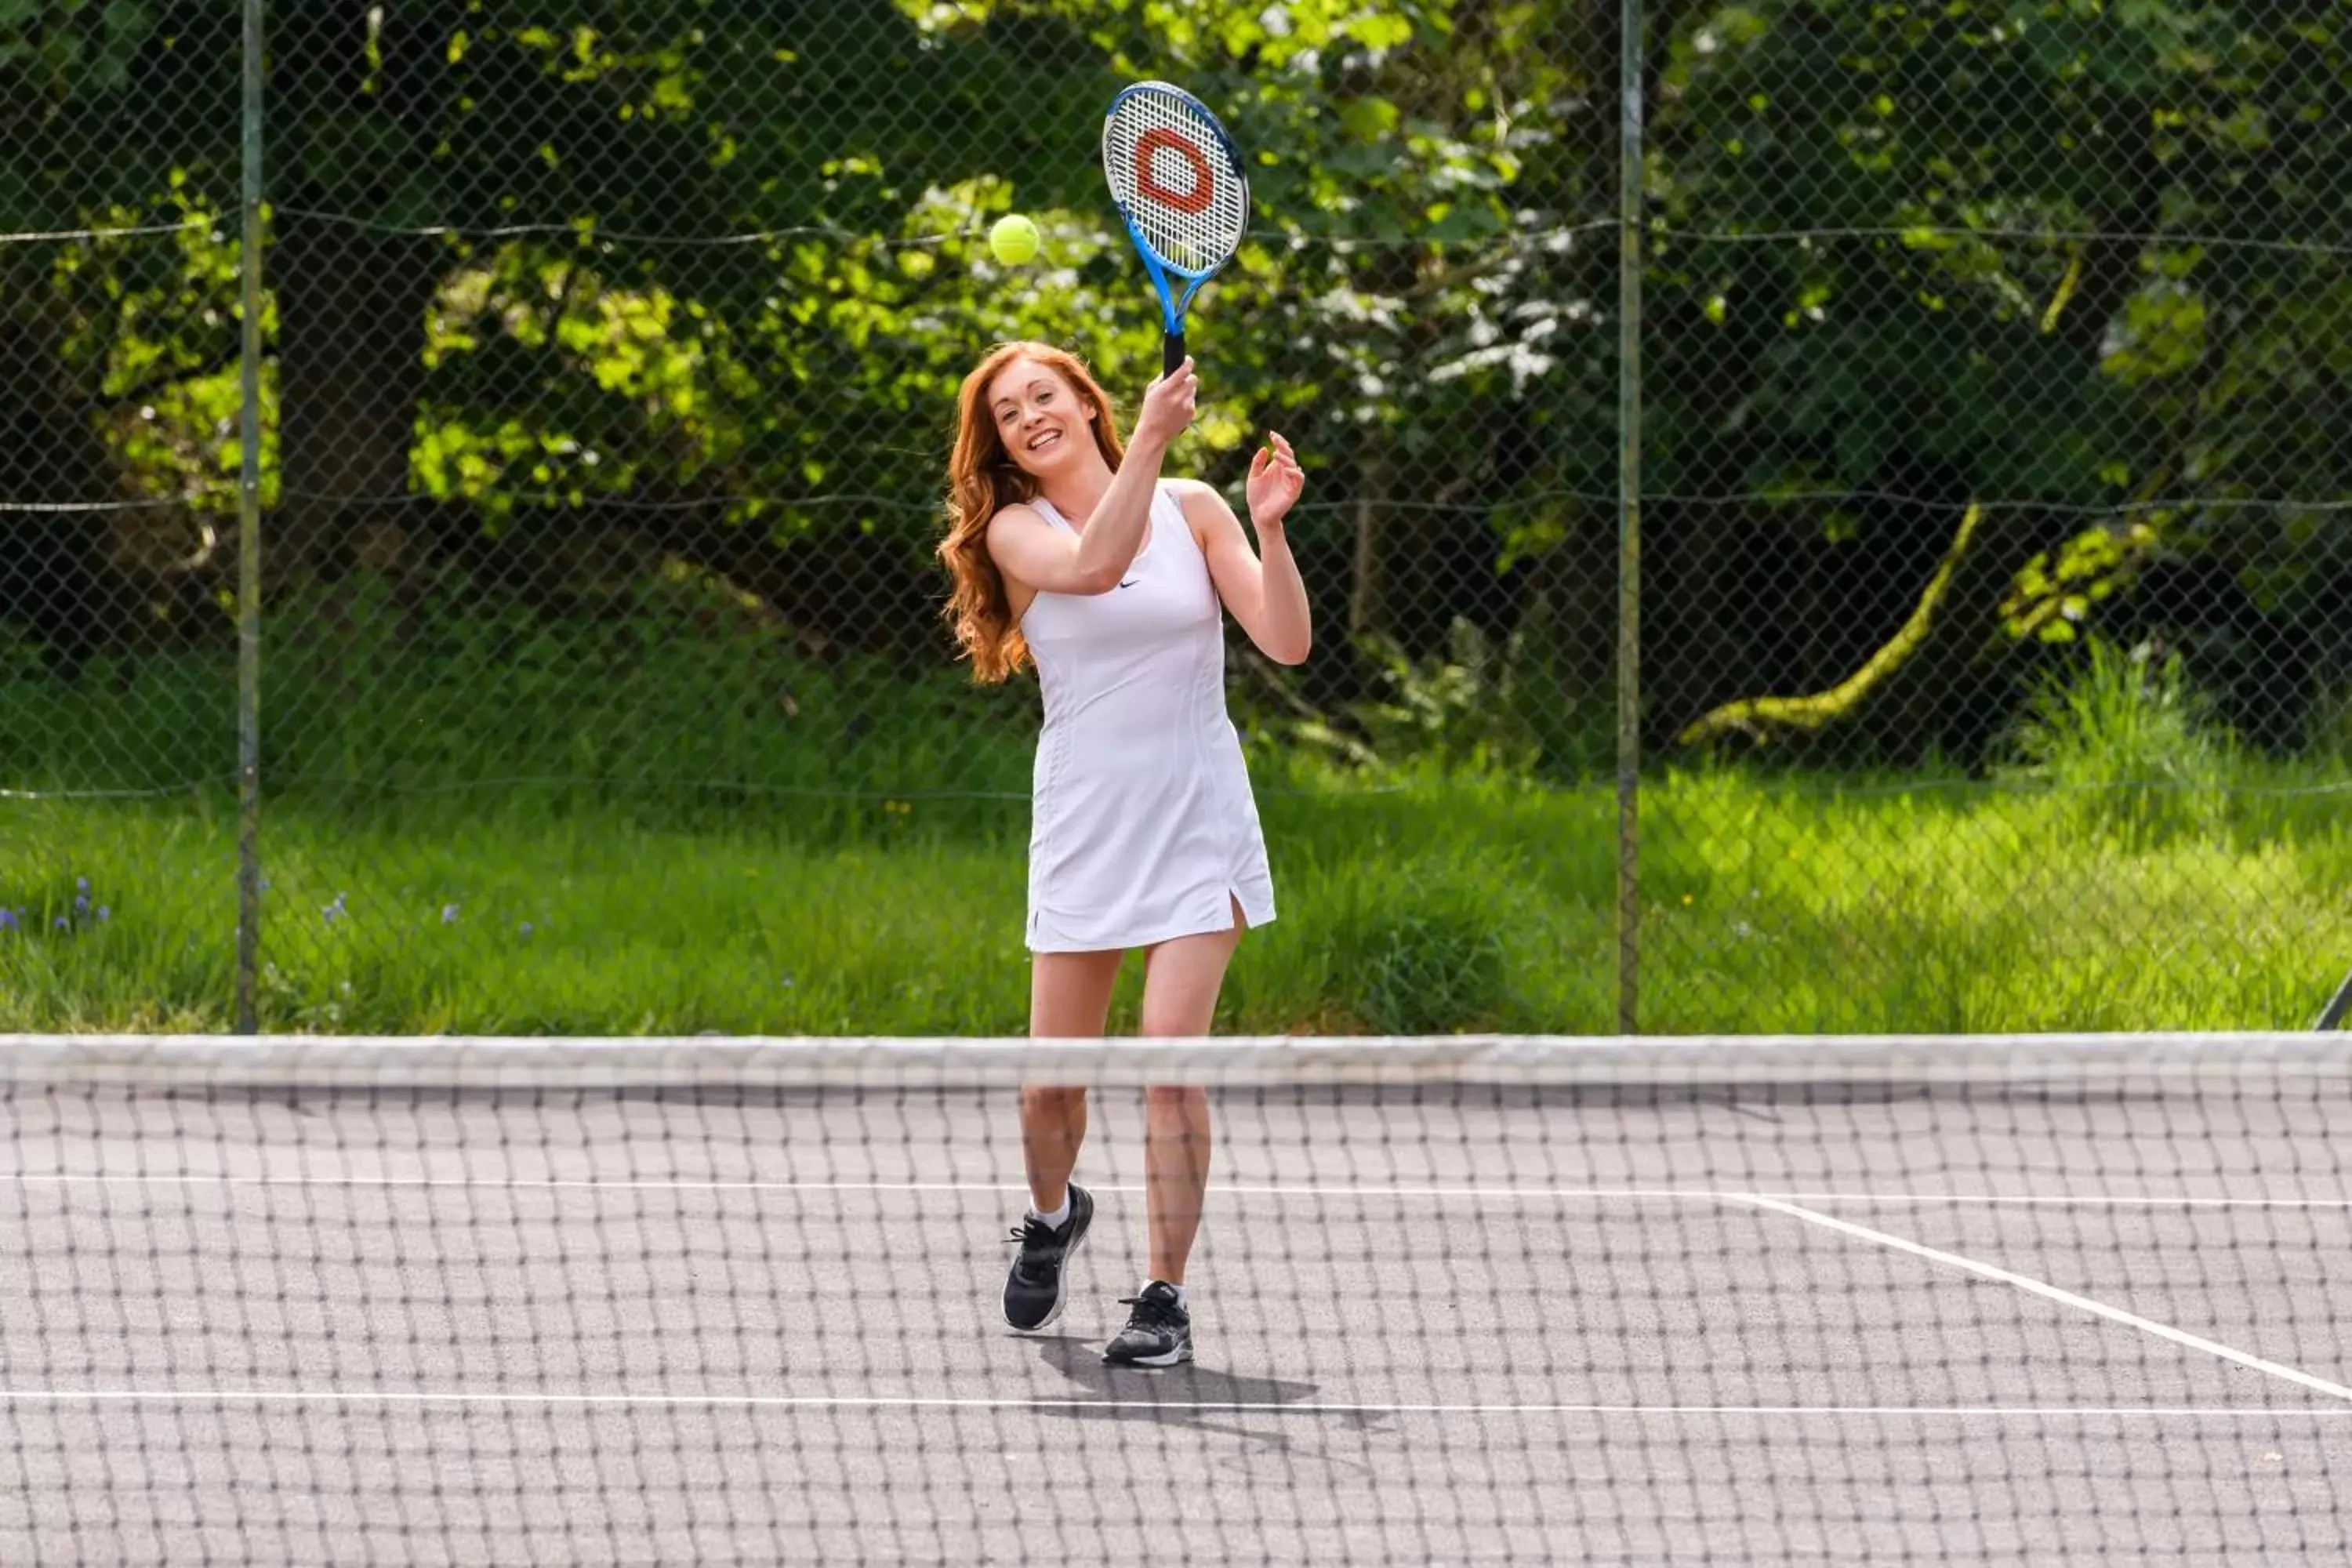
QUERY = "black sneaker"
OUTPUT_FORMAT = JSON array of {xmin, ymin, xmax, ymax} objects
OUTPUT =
[
  {"xmin": 1002, "ymin": 1184, "xmax": 1093, "ymax": 1331},
  {"xmin": 1103, "ymin": 1281, "xmax": 1192, "ymax": 1367}
]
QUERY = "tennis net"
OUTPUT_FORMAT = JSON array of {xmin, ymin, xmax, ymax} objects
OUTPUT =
[{"xmin": 3, "ymin": 1032, "xmax": 2349, "ymax": 1565}]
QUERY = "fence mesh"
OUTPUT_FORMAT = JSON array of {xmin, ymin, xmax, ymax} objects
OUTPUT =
[
  {"xmin": 0, "ymin": 2, "xmax": 245, "ymax": 1018},
  {"xmin": 1637, "ymin": 0, "xmax": 2352, "ymax": 1028},
  {"xmin": 0, "ymin": 0, "xmax": 2346, "ymax": 1033}
]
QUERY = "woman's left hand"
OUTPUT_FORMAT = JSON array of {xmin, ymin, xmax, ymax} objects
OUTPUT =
[{"xmin": 1246, "ymin": 431, "xmax": 1305, "ymax": 532}]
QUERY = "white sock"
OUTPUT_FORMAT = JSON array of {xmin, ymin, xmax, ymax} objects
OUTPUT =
[
  {"xmin": 1146, "ymin": 1279, "xmax": 1190, "ymax": 1312},
  {"xmin": 1029, "ymin": 1192, "xmax": 1071, "ymax": 1229}
]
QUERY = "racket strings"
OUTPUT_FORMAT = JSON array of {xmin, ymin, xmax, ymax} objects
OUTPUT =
[{"xmin": 1105, "ymin": 91, "xmax": 1246, "ymax": 274}]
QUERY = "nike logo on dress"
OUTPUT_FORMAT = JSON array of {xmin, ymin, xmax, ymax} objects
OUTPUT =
[{"xmin": 1117, "ymin": 579, "xmax": 1139, "ymax": 589}]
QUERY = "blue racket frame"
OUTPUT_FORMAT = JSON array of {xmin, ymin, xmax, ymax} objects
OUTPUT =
[{"xmin": 1103, "ymin": 81, "xmax": 1247, "ymax": 376}]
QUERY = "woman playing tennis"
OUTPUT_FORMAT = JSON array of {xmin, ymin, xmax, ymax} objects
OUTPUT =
[{"xmin": 939, "ymin": 340, "xmax": 1309, "ymax": 1366}]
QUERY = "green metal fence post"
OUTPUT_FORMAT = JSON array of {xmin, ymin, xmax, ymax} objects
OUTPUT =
[
  {"xmin": 1615, "ymin": 0, "xmax": 1645, "ymax": 1036},
  {"xmin": 234, "ymin": 0, "xmax": 265, "ymax": 1033}
]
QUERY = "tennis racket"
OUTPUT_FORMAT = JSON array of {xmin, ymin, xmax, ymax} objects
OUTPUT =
[{"xmin": 1101, "ymin": 80, "xmax": 1249, "ymax": 377}]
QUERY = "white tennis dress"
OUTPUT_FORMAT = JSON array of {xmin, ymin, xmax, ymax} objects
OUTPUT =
[{"xmin": 1017, "ymin": 483, "xmax": 1276, "ymax": 953}]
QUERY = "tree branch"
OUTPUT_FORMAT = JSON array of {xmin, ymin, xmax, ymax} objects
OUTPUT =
[{"xmin": 1675, "ymin": 502, "xmax": 1984, "ymax": 749}]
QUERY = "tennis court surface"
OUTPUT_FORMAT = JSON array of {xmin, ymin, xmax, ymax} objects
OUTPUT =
[{"xmin": 3, "ymin": 1032, "xmax": 2349, "ymax": 1565}]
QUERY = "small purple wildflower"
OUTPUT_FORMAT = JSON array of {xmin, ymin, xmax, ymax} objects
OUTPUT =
[
  {"xmin": 323, "ymin": 893, "xmax": 347, "ymax": 926},
  {"xmin": 518, "ymin": 921, "xmax": 534, "ymax": 936},
  {"xmin": 96, "ymin": 906, "xmax": 110, "ymax": 922},
  {"xmin": 74, "ymin": 894, "xmax": 89, "ymax": 915},
  {"xmin": 441, "ymin": 904, "xmax": 459, "ymax": 924},
  {"xmin": 75, "ymin": 877, "xmax": 89, "ymax": 894},
  {"xmin": 53, "ymin": 916, "xmax": 68, "ymax": 930},
  {"xmin": 0, "ymin": 909, "xmax": 17, "ymax": 932}
]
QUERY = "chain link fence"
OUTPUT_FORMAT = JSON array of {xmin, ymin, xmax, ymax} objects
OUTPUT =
[{"xmin": 0, "ymin": 0, "xmax": 2344, "ymax": 1034}]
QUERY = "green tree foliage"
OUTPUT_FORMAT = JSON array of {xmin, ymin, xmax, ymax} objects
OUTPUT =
[
  {"xmin": 1, "ymin": 0, "xmax": 2344, "ymax": 767},
  {"xmin": 1649, "ymin": 0, "xmax": 2351, "ymax": 756}
]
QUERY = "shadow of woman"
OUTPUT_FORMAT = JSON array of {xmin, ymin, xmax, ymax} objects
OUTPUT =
[{"xmin": 1022, "ymin": 1333, "xmax": 1391, "ymax": 1465}]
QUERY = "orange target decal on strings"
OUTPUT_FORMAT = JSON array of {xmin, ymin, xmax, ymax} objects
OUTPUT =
[{"xmin": 1135, "ymin": 129, "xmax": 1215, "ymax": 215}]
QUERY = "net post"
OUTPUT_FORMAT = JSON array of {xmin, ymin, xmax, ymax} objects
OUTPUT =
[
  {"xmin": 2320, "ymin": 964, "xmax": 2352, "ymax": 1031},
  {"xmin": 1613, "ymin": 0, "xmax": 1646, "ymax": 1035},
  {"xmin": 234, "ymin": 0, "xmax": 266, "ymax": 1035}
]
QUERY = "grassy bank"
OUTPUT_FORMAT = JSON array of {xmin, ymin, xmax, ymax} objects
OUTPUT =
[{"xmin": 3, "ymin": 758, "xmax": 2345, "ymax": 1034}]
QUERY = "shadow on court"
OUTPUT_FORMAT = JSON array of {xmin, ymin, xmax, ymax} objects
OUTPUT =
[{"xmin": 1021, "ymin": 1334, "xmax": 1388, "ymax": 1461}]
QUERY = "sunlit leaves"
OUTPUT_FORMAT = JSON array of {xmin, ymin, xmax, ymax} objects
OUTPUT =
[{"xmin": 2002, "ymin": 518, "xmax": 2159, "ymax": 641}]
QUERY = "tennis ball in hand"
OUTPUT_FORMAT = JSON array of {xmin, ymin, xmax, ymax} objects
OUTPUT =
[{"xmin": 988, "ymin": 214, "xmax": 1041, "ymax": 266}]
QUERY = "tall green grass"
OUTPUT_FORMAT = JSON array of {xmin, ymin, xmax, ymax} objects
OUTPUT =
[
  {"xmin": 2, "ymin": 615, "xmax": 2346, "ymax": 1035},
  {"xmin": 2, "ymin": 759, "xmax": 2344, "ymax": 1034}
]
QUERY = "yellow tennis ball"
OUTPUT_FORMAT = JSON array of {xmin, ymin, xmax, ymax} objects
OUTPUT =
[{"xmin": 988, "ymin": 214, "xmax": 1041, "ymax": 266}]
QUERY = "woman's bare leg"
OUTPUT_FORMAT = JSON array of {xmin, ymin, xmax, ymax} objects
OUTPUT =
[
  {"xmin": 1022, "ymin": 949, "xmax": 1122, "ymax": 1212},
  {"xmin": 1134, "ymin": 902, "xmax": 1246, "ymax": 1284}
]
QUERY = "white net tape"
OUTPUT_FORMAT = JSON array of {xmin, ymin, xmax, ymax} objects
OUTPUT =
[{"xmin": 0, "ymin": 1033, "xmax": 2339, "ymax": 1090}]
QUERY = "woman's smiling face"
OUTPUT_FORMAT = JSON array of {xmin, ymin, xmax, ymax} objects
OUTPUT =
[{"xmin": 987, "ymin": 357, "xmax": 1098, "ymax": 480}]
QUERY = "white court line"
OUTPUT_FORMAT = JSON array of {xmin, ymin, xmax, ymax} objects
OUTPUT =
[
  {"xmin": 1, "ymin": 1388, "xmax": 2350, "ymax": 1418},
  {"xmin": 1732, "ymin": 1194, "xmax": 2352, "ymax": 1403},
  {"xmin": 5, "ymin": 1172, "xmax": 2351, "ymax": 1208}
]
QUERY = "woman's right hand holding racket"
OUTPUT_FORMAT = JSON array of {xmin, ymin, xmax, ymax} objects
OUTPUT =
[{"xmin": 1132, "ymin": 357, "xmax": 1198, "ymax": 452}]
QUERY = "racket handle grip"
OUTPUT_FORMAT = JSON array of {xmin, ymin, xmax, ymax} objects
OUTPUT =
[{"xmin": 1162, "ymin": 332, "xmax": 1186, "ymax": 378}]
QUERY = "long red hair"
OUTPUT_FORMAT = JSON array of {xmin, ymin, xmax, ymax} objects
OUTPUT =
[{"xmin": 938, "ymin": 342, "xmax": 1127, "ymax": 683}]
